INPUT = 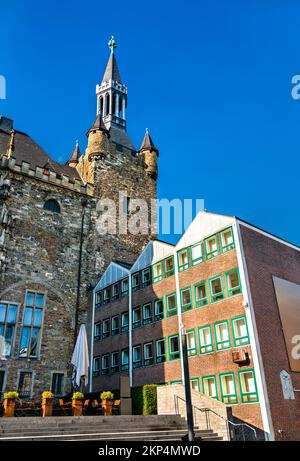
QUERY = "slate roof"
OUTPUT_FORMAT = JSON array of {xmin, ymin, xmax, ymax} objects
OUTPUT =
[
  {"xmin": 109, "ymin": 125, "xmax": 136, "ymax": 153},
  {"xmin": 67, "ymin": 141, "xmax": 81, "ymax": 165},
  {"xmin": 140, "ymin": 129, "xmax": 158, "ymax": 154},
  {"xmin": 0, "ymin": 121, "xmax": 83, "ymax": 182},
  {"xmin": 102, "ymin": 52, "xmax": 122, "ymax": 84}
]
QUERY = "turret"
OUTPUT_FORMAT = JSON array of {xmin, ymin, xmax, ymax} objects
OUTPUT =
[
  {"xmin": 138, "ymin": 129, "xmax": 159, "ymax": 179},
  {"xmin": 66, "ymin": 140, "xmax": 81, "ymax": 168}
]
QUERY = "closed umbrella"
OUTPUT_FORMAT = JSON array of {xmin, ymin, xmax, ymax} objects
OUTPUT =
[{"xmin": 71, "ymin": 324, "xmax": 89, "ymax": 390}]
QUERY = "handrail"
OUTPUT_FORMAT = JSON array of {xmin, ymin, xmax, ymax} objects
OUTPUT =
[{"xmin": 174, "ymin": 394, "xmax": 257, "ymax": 441}]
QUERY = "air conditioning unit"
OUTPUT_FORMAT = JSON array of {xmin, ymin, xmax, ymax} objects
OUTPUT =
[{"xmin": 232, "ymin": 349, "xmax": 247, "ymax": 363}]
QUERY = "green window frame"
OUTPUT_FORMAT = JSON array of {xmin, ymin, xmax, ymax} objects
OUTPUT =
[
  {"xmin": 214, "ymin": 321, "xmax": 231, "ymax": 350},
  {"xmin": 152, "ymin": 261, "xmax": 163, "ymax": 283},
  {"xmin": 220, "ymin": 227, "xmax": 235, "ymax": 253},
  {"xmin": 194, "ymin": 281, "xmax": 208, "ymax": 308},
  {"xmin": 164, "ymin": 256, "xmax": 175, "ymax": 278},
  {"xmin": 142, "ymin": 303, "xmax": 152, "ymax": 325},
  {"xmin": 232, "ymin": 316, "xmax": 250, "ymax": 346},
  {"xmin": 171, "ymin": 380, "xmax": 182, "ymax": 385},
  {"xmin": 166, "ymin": 292, "xmax": 177, "ymax": 317},
  {"xmin": 177, "ymin": 248, "xmax": 189, "ymax": 272},
  {"xmin": 202, "ymin": 375, "xmax": 218, "ymax": 399},
  {"xmin": 219, "ymin": 372, "xmax": 238, "ymax": 404},
  {"xmin": 238, "ymin": 369, "xmax": 259, "ymax": 403},
  {"xmin": 180, "ymin": 286, "xmax": 192, "ymax": 312},
  {"xmin": 198, "ymin": 325, "xmax": 213, "ymax": 354},
  {"xmin": 204, "ymin": 234, "xmax": 219, "ymax": 260},
  {"xmin": 190, "ymin": 242, "xmax": 203, "ymax": 266},
  {"xmin": 168, "ymin": 334, "xmax": 181, "ymax": 361},
  {"xmin": 154, "ymin": 298, "xmax": 164, "ymax": 321},
  {"xmin": 186, "ymin": 329, "xmax": 197, "ymax": 356},
  {"xmin": 209, "ymin": 274, "xmax": 224, "ymax": 303},
  {"xmin": 226, "ymin": 268, "xmax": 242, "ymax": 297},
  {"xmin": 155, "ymin": 338, "xmax": 166, "ymax": 364},
  {"xmin": 190, "ymin": 377, "xmax": 200, "ymax": 392}
]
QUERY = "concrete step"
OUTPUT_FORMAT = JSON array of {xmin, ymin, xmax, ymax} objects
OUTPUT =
[
  {"xmin": 0, "ymin": 429, "xmax": 222, "ymax": 442},
  {"xmin": 0, "ymin": 425, "xmax": 193, "ymax": 435}
]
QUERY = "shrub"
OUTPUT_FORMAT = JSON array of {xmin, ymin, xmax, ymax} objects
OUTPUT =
[
  {"xmin": 72, "ymin": 392, "xmax": 84, "ymax": 400},
  {"xmin": 42, "ymin": 391, "xmax": 54, "ymax": 399},
  {"xmin": 100, "ymin": 391, "xmax": 114, "ymax": 400},
  {"xmin": 4, "ymin": 391, "xmax": 19, "ymax": 399},
  {"xmin": 142, "ymin": 384, "xmax": 158, "ymax": 415}
]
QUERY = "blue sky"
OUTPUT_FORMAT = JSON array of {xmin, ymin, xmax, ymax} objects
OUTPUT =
[{"xmin": 1, "ymin": 0, "xmax": 300, "ymax": 245}]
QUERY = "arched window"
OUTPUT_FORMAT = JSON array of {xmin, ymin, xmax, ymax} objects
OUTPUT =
[{"xmin": 43, "ymin": 199, "xmax": 60, "ymax": 213}]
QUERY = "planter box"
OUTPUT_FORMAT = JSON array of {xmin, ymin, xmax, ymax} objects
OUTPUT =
[
  {"xmin": 3, "ymin": 398, "xmax": 16, "ymax": 417},
  {"xmin": 42, "ymin": 398, "xmax": 53, "ymax": 417},
  {"xmin": 102, "ymin": 399, "xmax": 113, "ymax": 416},
  {"xmin": 72, "ymin": 399, "xmax": 83, "ymax": 416}
]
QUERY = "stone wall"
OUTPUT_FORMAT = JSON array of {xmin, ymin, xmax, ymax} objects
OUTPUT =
[{"xmin": 157, "ymin": 384, "xmax": 229, "ymax": 440}]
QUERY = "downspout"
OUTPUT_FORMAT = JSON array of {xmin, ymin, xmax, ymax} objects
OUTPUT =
[
  {"xmin": 128, "ymin": 271, "xmax": 133, "ymax": 387},
  {"xmin": 73, "ymin": 198, "xmax": 87, "ymax": 346},
  {"xmin": 89, "ymin": 288, "xmax": 96, "ymax": 392},
  {"xmin": 234, "ymin": 220, "xmax": 275, "ymax": 441},
  {"xmin": 174, "ymin": 250, "xmax": 185, "ymax": 384}
]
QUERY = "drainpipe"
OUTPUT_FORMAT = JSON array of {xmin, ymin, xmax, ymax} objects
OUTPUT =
[
  {"xmin": 128, "ymin": 271, "xmax": 133, "ymax": 387},
  {"xmin": 89, "ymin": 288, "xmax": 96, "ymax": 392},
  {"xmin": 174, "ymin": 251, "xmax": 185, "ymax": 384},
  {"xmin": 73, "ymin": 198, "xmax": 87, "ymax": 346}
]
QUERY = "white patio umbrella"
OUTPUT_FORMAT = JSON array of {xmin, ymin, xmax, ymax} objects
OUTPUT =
[{"xmin": 71, "ymin": 324, "xmax": 89, "ymax": 390}]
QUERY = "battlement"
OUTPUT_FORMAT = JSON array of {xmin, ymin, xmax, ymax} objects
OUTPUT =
[{"xmin": 0, "ymin": 156, "xmax": 94, "ymax": 196}]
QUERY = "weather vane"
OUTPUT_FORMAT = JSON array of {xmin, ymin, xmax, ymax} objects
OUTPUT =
[{"xmin": 108, "ymin": 35, "xmax": 117, "ymax": 53}]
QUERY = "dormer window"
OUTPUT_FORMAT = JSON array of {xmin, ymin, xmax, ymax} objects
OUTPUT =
[{"xmin": 43, "ymin": 199, "xmax": 60, "ymax": 214}]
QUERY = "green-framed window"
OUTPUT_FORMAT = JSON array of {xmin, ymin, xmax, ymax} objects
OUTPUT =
[
  {"xmin": 219, "ymin": 372, "xmax": 238, "ymax": 404},
  {"xmin": 94, "ymin": 322, "xmax": 101, "ymax": 341},
  {"xmin": 178, "ymin": 248, "xmax": 189, "ymax": 272},
  {"xmin": 164, "ymin": 256, "xmax": 174, "ymax": 278},
  {"xmin": 171, "ymin": 380, "xmax": 182, "ymax": 385},
  {"xmin": 205, "ymin": 234, "xmax": 219, "ymax": 260},
  {"xmin": 133, "ymin": 345, "xmax": 142, "ymax": 369},
  {"xmin": 180, "ymin": 287, "xmax": 192, "ymax": 312},
  {"xmin": 232, "ymin": 316, "xmax": 250, "ymax": 346},
  {"xmin": 144, "ymin": 342, "xmax": 154, "ymax": 366},
  {"xmin": 121, "ymin": 278, "xmax": 129, "ymax": 297},
  {"xmin": 154, "ymin": 298, "xmax": 164, "ymax": 321},
  {"xmin": 190, "ymin": 242, "xmax": 203, "ymax": 266},
  {"xmin": 194, "ymin": 281, "xmax": 208, "ymax": 308},
  {"xmin": 132, "ymin": 272, "xmax": 140, "ymax": 292},
  {"xmin": 142, "ymin": 303, "xmax": 152, "ymax": 325},
  {"xmin": 198, "ymin": 325, "xmax": 213, "ymax": 354},
  {"xmin": 133, "ymin": 306, "xmax": 141, "ymax": 329},
  {"xmin": 202, "ymin": 375, "xmax": 218, "ymax": 399},
  {"xmin": 226, "ymin": 268, "xmax": 242, "ymax": 297},
  {"xmin": 190, "ymin": 377, "xmax": 200, "ymax": 392},
  {"xmin": 186, "ymin": 329, "xmax": 197, "ymax": 356},
  {"xmin": 156, "ymin": 338, "xmax": 166, "ymax": 363},
  {"xmin": 209, "ymin": 275, "xmax": 224, "ymax": 303},
  {"xmin": 168, "ymin": 334, "xmax": 180, "ymax": 361},
  {"xmin": 121, "ymin": 311, "xmax": 129, "ymax": 332},
  {"xmin": 166, "ymin": 293, "xmax": 177, "ymax": 317},
  {"xmin": 214, "ymin": 321, "xmax": 231, "ymax": 350},
  {"xmin": 238, "ymin": 369, "xmax": 259, "ymax": 403},
  {"xmin": 95, "ymin": 291, "xmax": 102, "ymax": 309},
  {"xmin": 152, "ymin": 261, "xmax": 163, "ymax": 283},
  {"xmin": 220, "ymin": 227, "xmax": 235, "ymax": 253},
  {"xmin": 142, "ymin": 267, "xmax": 151, "ymax": 287}
]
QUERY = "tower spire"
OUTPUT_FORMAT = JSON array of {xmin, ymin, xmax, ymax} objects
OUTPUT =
[{"xmin": 96, "ymin": 37, "xmax": 128, "ymax": 131}]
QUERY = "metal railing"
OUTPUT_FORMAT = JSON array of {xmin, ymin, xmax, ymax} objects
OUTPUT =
[{"xmin": 174, "ymin": 394, "xmax": 257, "ymax": 441}]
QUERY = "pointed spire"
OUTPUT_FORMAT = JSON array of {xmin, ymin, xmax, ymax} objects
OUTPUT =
[
  {"xmin": 139, "ymin": 128, "xmax": 158, "ymax": 154},
  {"xmin": 87, "ymin": 114, "xmax": 110, "ymax": 137},
  {"xmin": 66, "ymin": 140, "xmax": 81, "ymax": 165},
  {"xmin": 101, "ymin": 36, "xmax": 122, "ymax": 84}
]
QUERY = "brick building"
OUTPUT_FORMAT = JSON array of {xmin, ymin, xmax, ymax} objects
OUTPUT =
[
  {"xmin": 91, "ymin": 211, "xmax": 300, "ymax": 441},
  {"xmin": 0, "ymin": 38, "xmax": 157, "ymax": 398}
]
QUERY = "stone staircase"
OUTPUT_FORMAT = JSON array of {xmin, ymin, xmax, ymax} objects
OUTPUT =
[{"xmin": 0, "ymin": 415, "xmax": 223, "ymax": 441}]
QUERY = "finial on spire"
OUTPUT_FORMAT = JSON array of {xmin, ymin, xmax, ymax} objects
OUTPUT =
[{"xmin": 108, "ymin": 35, "xmax": 117, "ymax": 53}]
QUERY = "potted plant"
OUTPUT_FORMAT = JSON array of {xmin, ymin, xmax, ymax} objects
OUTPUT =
[
  {"xmin": 72, "ymin": 392, "xmax": 84, "ymax": 416},
  {"xmin": 41, "ymin": 391, "xmax": 54, "ymax": 417},
  {"xmin": 3, "ymin": 391, "xmax": 19, "ymax": 417},
  {"xmin": 100, "ymin": 391, "xmax": 114, "ymax": 416}
]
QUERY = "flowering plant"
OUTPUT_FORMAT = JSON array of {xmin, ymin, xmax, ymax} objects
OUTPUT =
[
  {"xmin": 42, "ymin": 391, "xmax": 54, "ymax": 399},
  {"xmin": 4, "ymin": 391, "xmax": 19, "ymax": 399},
  {"xmin": 72, "ymin": 392, "xmax": 84, "ymax": 400},
  {"xmin": 100, "ymin": 391, "xmax": 114, "ymax": 400}
]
